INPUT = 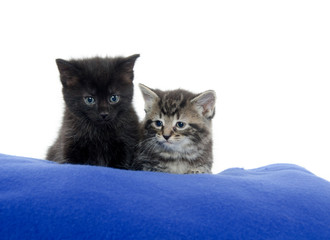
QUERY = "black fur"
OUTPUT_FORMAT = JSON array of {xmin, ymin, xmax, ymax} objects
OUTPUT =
[{"xmin": 46, "ymin": 54, "xmax": 140, "ymax": 169}]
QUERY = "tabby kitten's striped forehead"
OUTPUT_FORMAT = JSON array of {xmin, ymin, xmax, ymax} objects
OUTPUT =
[
  {"xmin": 140, "ymin": 84, "xmax": 216, "ymax": 123},
  {"xmin": 150, "ymin": 91, "xmax": 190, "ymax": 127},
  {"xmin": 154, "ymin": 89, "xmax": 192, "ymax": 116}
]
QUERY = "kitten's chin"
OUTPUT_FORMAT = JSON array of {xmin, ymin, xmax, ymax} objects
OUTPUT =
[
  {"xmin": 95, "ymin": 120, "xmax": 109, "ymax": 125},
  {"xmin": 157, "ymin": 140, "xmax": 184, "ymax": 152},
  {"xmin": 92, "ymin": 118, "xmax": 113, "ymax": 126}
]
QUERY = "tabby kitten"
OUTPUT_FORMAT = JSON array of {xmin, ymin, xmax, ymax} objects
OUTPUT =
[
  {"xmin": 132, "ymin": 84, "xmax": 216, "ymax": 174},
  {"xmin": 46, "ymin": 54, "xmax": 140, "ymax": 169}
]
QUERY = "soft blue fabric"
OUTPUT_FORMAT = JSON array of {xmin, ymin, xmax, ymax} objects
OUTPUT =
[{"xmin": 1, "ymin": 153, "xmax": 330, "ymax": 239}]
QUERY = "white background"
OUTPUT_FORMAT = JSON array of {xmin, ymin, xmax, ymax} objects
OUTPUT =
[{"xmin": 0, "ymin": 1, "xmax": 329, "ymax": 180}]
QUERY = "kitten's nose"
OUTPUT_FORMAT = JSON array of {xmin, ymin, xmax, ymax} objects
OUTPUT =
[
  {"xmin": 163, "ymin": 135, "xmax": 171, "ymax": 141},
  {"xmin": 100, "ymin": 112, "xmax": 108, "ymax": 119}
]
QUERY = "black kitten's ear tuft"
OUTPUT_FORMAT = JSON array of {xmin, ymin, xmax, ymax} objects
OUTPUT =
[
  {"xmin": 118, "ymin": 54, "xmax": 140, "ymax": 82},
  {"xmin": 55, "ymin": 59, "xmax": 80, "ymax": 87},
  {"xmin": 120, "ymin": 54, "xmax": 140, "ymax": 71}
]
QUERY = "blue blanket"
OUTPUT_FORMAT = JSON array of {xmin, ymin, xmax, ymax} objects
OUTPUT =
[{"xmin": 1, "ymin": 153, "xmax": 330, "ymax": 239}]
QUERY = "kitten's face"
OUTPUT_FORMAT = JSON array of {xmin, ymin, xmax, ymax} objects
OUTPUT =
[
  {"xmin": 56, "ymin": 55, "xmax": 139, "ymax": 124},
  {"xmin": 150, "ymin": 112, "xmax": 200, "ymax": 152},
  {"xmin": 140, "ymin": 84, "xmax": 216, "ymax": 154}
]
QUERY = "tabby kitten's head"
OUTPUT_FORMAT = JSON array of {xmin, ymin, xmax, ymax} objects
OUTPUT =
[
  {"xmin": 56, "ymin": 54, "xmax": 139, "ymax": 124},
  {"xmin": 139, "ymin": 84, "xmax": 216, "ymax": 155}
]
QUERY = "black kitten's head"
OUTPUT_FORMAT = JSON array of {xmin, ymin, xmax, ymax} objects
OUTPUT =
[{"xmin": 56, "ymin": 54, "xmax": 140, "ymax": 124}]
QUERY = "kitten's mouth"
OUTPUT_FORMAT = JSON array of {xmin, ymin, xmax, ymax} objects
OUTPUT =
[
  {"xmin": 158, "ymin": 139, "xmax": 173, "ymax": 145},
  {"xmin": 158, "ymin": 140, "xmax": 177, "ymax": 151},
  {"xmin": 96, "ymin": 118, "xmax": 112, "ymax": 125},
  {"xmin": 96, "ymin": 114, "xmax": 116, "ymax": 124},
  {"xmin": 163, "ymin": 142, "xmax": 173, "ymax": 147}
]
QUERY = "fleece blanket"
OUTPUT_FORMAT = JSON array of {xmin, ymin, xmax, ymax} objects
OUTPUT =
[{"xmin": 0, "ymin": 153, "xmax": 330, "ymax": 239}]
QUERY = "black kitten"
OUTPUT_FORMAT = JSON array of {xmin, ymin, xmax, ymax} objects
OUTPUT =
[{"xmin": 46, "ymin": 54, "xmax": 140, "ymax": 169}]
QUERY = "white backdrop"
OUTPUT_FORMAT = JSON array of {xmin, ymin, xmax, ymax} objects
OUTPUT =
[{"xmin": 0, "ymin": 1, "xmax": 329, "ymax": 180}]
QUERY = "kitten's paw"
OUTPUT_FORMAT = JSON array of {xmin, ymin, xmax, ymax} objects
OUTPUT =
[{"xmin": 186, "ymin": 169, "xmax": 205, "ymax": 174}]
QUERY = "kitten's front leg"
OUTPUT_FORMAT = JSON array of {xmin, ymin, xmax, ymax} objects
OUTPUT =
[
  {"xmin": 186, "ymin": 169, "xmax": 205, "ymax": 174},
  {"xmin": 186, "ymin": 166, "xmax": 211, "ymax": 174},
  {"xmin": 142, "ymin": 162, "xmax": 167, "ymax": 173}
]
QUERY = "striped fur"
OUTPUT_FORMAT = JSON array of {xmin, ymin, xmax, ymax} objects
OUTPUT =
[{"xmin": 132, "ymin": 84, "xmax": 216, "ymax": 174}]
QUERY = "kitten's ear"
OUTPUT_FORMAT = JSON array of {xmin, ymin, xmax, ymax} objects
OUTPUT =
[
  {"xmin": 191, "ymin": 90, "xmax": 216, "ymax": 119},
  {"xmin": 139, "ymin": 84, "xmax": 159, "ymax": 112},
  {"xmin": 120, "ymin": 54, "xmax": 140, "ymax": 71},
  {"xmin": 56, "ymin": 59, "xmax": 80, "ymax": 87},
  {"xmin": 118, "ymin": 54, "xmax": 140, "ymax": 82}
]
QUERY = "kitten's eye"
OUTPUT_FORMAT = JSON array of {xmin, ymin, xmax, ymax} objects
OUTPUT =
[
  {"xmin": 155, "ymin": 120, "xmax": 163, "ymax": 128},
  {"xmin": 176, "ymin": 122, "xmax": 186, "ymax": 129},
  {"xmin": 109, "ymin": 95, "xmax": 120, "ymax": 104},
  {"xmin": 84, "ymin": 96, "xmax": 95, "ymax": 105}
]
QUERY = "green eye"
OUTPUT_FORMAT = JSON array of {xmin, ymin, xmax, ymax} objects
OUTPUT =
[
  {"xmin": 176, "ymin": 122, "xmax": 186, "ymax": 128},
  {"xmin": 109, "ymin": 95, "xmax": 120, "ymax": 104},
  {"xmin": 84, "ymin": 96, "xmax": 95, "ymax": 105}
]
